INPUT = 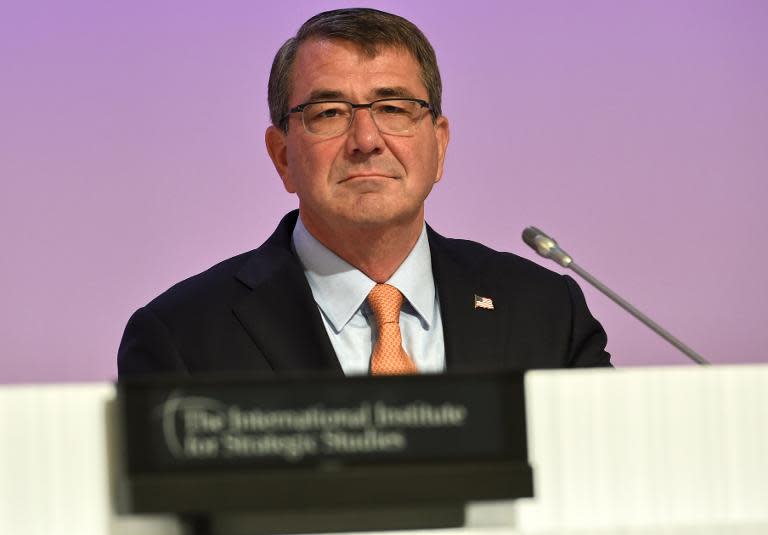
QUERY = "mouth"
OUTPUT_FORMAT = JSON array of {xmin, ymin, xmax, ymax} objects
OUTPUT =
[{"xmin": 340, "ymin": 173, "xmax": 398, "ymax": 183}]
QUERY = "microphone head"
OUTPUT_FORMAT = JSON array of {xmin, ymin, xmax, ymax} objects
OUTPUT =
[
  {"xmin": 522, "ymin": 226, "xmax": 547, "ymax": 249},
  {"xmin": 522, "ymin": 226, "xmax": 573, "ymax": 267}
]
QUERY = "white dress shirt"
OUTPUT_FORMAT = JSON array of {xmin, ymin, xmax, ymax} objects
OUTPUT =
[{"xmin": 292, "ymin": 217, "xmax": 445, "ymax": 376}]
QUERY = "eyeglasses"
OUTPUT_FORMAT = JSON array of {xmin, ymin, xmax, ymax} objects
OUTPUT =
[{"xmin": 282, "ymin": 98, "xmax": 435, "ymax": 137}]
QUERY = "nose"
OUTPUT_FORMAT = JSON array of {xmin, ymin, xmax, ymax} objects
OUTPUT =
[{"xmin": 345, "ymin": 107, "xmax": 385, "ymax": 156}]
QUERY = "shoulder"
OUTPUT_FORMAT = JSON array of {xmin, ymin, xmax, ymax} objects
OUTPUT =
[
  {"xmin": 427, "ymin": 227, "xmax": 610, "ymax": 368},
  {"xmin": 427, "ymin": 227, "xmax": 566, "ymax": 286},
  {"xmin": 144, "ymin": 210, "xmax": 300, "ymax": 317},
  {"xmin": 145, "ymin": 250, "xmax": 256, "ymax": 316}
]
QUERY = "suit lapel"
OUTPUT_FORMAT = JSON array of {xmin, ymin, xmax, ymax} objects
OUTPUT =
[
  {"xmin": 428, "ymin": 228, "xmax": 508, "ymax": 372},
  {"xmin": 233, "ymin": 212, "xmax": 342, "ymax": 375}
]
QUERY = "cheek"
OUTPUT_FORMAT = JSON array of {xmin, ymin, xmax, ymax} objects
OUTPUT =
[
  {"xmin": 409, "ymin": 139, "xmax": 441, "ymax": 184},
  {"xmin": 288, "ymin": 141, "xmax": 340, "ymax": 186},
  {"xmin": 285, "ymin": 148, "xmax": 315, "ymax": 192}
]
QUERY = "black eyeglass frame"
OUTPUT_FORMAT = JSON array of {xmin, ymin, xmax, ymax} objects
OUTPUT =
[{"xmin": 280, "ymin": 97, "xmax": 436, "ymax": 134}]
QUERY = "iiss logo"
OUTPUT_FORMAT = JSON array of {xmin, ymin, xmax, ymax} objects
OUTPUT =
[
  {"xmin": 159, "ymin": 391, "xmax": 228, "ymax": 459},
  {"xmin": 156, "ymin": 391, "xmax": 323, "ymax": 461}
]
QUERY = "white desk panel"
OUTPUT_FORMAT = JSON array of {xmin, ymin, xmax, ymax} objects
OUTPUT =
[
  {"xmin": 1, "ymin": 365, "xmax": 766, "ymax": 535},
  {"xmin": 515, "ymin": 365, "xmax": 768, "ymax": 531}
]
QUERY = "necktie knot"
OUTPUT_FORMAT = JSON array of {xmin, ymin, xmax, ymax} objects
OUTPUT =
[
  {"xmin": 367, "ymin": 283, "xmax": 404, "ymax": 326},
  {"xmin": 366, "ymin": 283, "xmax": 417, "ymax": 375}
]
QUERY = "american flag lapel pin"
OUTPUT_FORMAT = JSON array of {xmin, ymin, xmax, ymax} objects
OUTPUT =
[{"xmin": 474, "ymin": 294, "xmax": 495, "ymax": 310}]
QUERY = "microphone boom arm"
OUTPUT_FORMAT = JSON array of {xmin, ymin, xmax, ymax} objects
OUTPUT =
[{"xmin": 523, "ymin": 226, "xmax": 710, "ymax": 365}]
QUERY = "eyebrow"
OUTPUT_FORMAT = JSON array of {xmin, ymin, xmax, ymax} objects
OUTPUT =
[
  {"xmin": 372, "ymin": 86, "xmax": 418, "ymax": 99},
  {"xmin": 306, "ymin": 89, "xmax": 344, "ymax": 101},
  {"xmin": 304, "ymin": 86, "xmax": 419, "ymax": 103}
]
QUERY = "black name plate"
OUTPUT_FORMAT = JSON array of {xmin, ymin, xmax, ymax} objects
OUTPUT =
[{"xmin": 115, "ymin": 372, "xmax": 532, "ymax": 515}]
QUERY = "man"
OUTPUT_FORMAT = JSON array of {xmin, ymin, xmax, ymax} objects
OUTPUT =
[{"xmin": 118, "ymin": 8, "xmax": 610, "ymax": 377}]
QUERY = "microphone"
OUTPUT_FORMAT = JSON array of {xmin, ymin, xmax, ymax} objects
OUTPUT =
[{"xmin": 522, "ymin": 226, "xmax": 710, "ymax": 365}]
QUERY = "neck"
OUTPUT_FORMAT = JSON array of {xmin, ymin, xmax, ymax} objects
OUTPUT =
[{"xmin": 301, "ymin": 212, "xmax": 424, "ymax": 283}]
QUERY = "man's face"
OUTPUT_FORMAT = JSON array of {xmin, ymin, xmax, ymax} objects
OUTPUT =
[{"xmin": 266, "ymin": 38, "xmax": 449, "ymax": 239}]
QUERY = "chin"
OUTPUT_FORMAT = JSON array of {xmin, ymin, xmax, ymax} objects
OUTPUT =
[{"xmin": 341, "ymin": 205, "xmax": 419, "ymax": 229}]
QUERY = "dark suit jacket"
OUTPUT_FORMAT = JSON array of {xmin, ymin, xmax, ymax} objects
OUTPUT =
[{"xmin": 118, "ymin": 211, "xmax": 610, "ymax": 377}]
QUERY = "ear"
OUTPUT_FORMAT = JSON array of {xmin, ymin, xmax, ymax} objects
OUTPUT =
[
  {"xmin": 433, "ymin": 115, "xmax": 450, "ymax": 184},
  {"xmin": 265, "ymin": 125, "xmax": 295, "ymax": 193}
]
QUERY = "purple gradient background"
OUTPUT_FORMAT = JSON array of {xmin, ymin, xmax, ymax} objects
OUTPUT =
[{"xmin": 1, "ymin": 1, "xmax": 766, "ymax": 383}]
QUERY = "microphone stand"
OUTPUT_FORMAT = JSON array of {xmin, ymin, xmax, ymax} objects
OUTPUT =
[
  {"xmin": 523, "ymin": 227, "xmax": 710, "ymax": 365},
  {"xmin": 569, "ymin": 261, "xmax": 709, "ymax": 365}
]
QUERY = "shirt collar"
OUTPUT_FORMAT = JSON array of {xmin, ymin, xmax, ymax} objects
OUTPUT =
[
  {"xmin": 292, "ymin": 217, "xmax": 435, "ymax": 333},
  {"xmin": 386, "ymin": 225, "xmax": 435, "ymax": 329}
]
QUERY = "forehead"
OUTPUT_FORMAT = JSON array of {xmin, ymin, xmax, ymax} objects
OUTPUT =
[{"xmin": 288, "ymin": 38, "xmax": 426, "ymax": 104}]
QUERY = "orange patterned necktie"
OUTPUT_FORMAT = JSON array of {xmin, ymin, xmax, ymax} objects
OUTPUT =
[{"xmin": 367, "ymin": 284, "xmax": 418, "ymax": 375}]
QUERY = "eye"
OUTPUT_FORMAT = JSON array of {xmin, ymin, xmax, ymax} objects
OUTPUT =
[
  {"xmin": 307, "ymin": 103, "xmax": 350, "ymax": 121},
  {"xmin": 317, "ymin": 108, "xmax": 340, "ymax": 118},
  {"xmin": 378, "ymin": 103, "xmax": 409, "ymax": 114}
]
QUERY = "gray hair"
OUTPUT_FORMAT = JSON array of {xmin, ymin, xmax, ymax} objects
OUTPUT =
[{"xmin": 268, "ymin": 8, "xmax": 443, "ymax": 131}]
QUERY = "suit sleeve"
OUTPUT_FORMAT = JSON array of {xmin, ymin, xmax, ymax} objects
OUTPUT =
[
  {"xmin": 117, "ymin": 306, "xmax": 190, "ymax": 377},
  {"xmin": 563, "ymin": 275, "xmax": 612, "ymax": 367}
]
